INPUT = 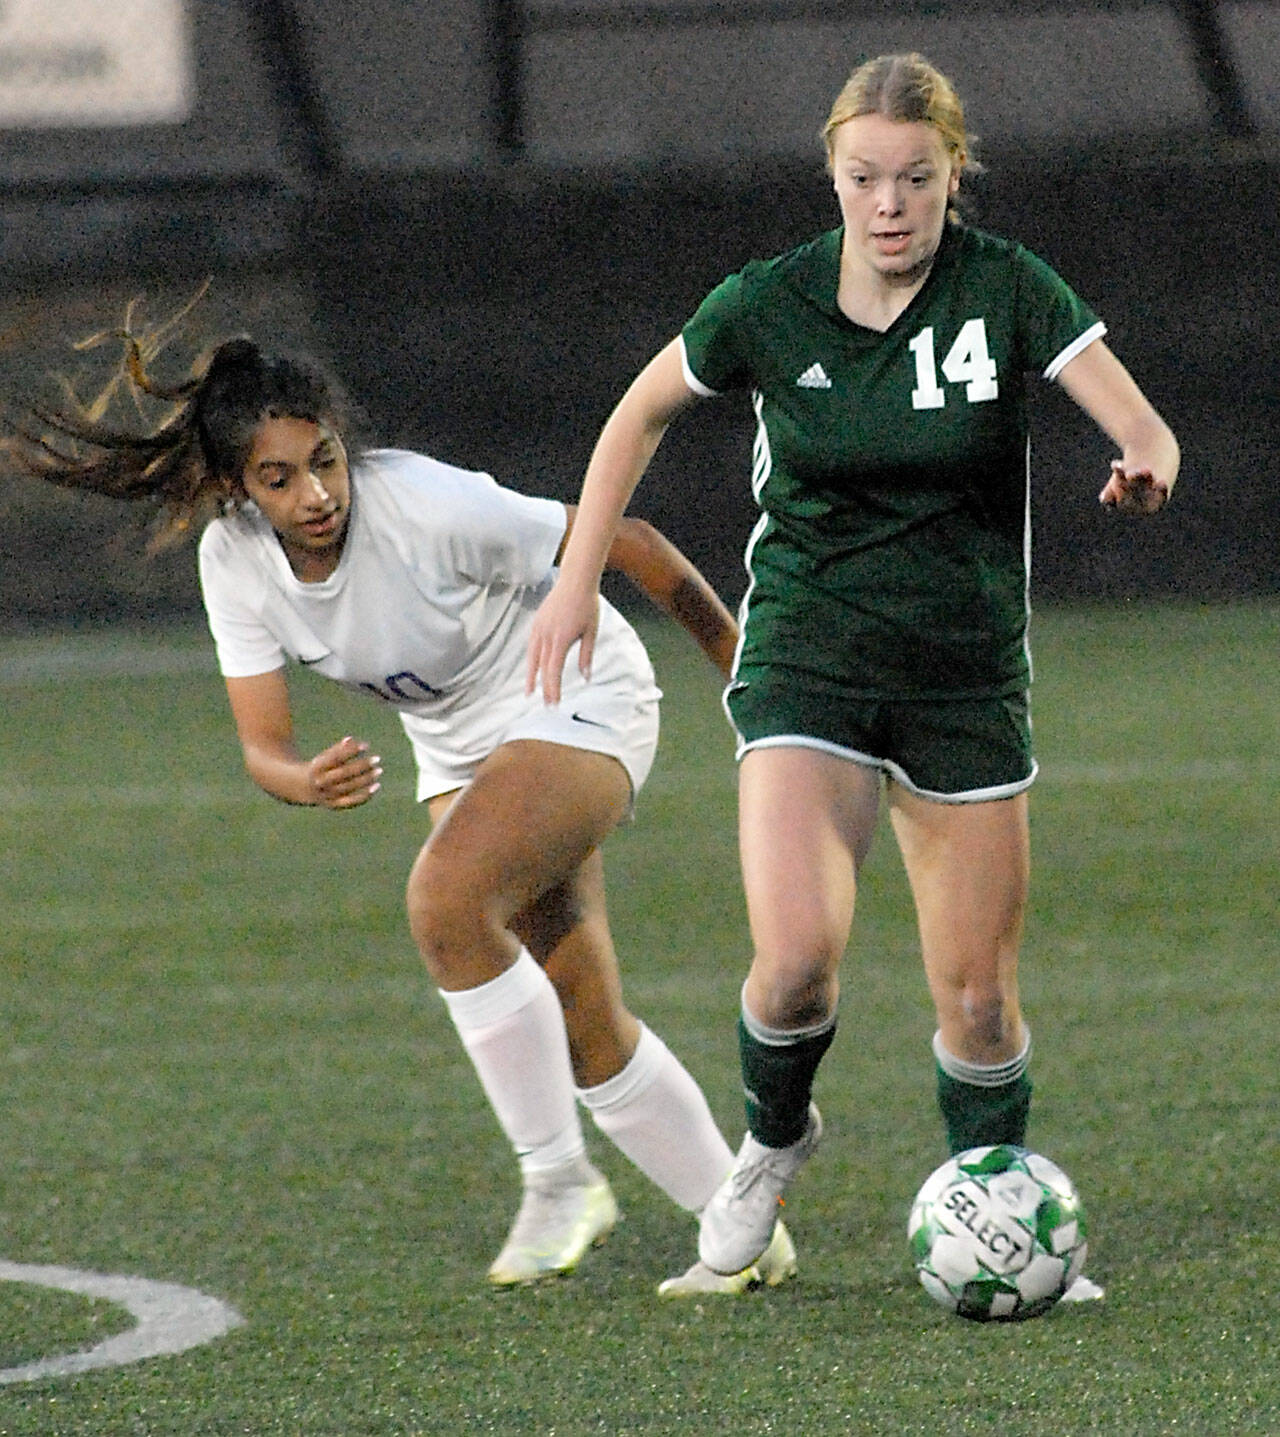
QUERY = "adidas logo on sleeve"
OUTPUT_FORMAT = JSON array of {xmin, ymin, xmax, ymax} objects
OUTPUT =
[{"xmin": 796, "ymin": 362, "xmax": 832, "ymax": 389}]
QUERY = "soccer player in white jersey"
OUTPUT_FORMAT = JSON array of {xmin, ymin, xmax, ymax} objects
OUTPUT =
[
  {"xmin": 528, "ymin": 53, "xmax": 1179, "ymax": 1294},
  {"xmin": 5, "ymin": 326, "xmax": 794, "ymax": 1296}
]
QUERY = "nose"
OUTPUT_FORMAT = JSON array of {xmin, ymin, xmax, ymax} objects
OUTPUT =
[
  {"xmin": 874, "ymin": 177, "xmax": 903, "ymax": 214},
  {"xmin": 303, "ymin": 469, "xmax": 332, "ymax": 506}
]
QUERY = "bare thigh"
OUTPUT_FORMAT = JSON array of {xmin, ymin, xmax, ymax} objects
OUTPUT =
[{"xmin": 738, "ymin": 745, "xmax": 881, "ymax": 1029}]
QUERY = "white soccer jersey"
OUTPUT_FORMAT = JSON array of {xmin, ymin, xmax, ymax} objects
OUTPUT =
[{"xmin": 198, "ymin": 449, "xmax": 659, "ymax": 795}]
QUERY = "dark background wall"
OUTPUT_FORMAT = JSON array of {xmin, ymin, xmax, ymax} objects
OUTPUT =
[{"xmin": 1, "ymin": 0, "xmax": 1276, "ymax": 627}]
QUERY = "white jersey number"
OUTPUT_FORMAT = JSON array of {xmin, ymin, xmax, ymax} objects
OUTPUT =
[{"xmin": 909, "ymin": 319, "xmax": 999, "ymax": 410}]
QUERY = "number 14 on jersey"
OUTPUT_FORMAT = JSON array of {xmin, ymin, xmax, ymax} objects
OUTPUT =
[{"xmin": 909, "ymin": 319, "xmax": 999, "ymax": 409}]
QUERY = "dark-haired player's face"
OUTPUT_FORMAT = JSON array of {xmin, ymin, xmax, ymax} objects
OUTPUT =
[{"xmin": 240, "ymin": 415, "xmax": 351, "ymax": 581}]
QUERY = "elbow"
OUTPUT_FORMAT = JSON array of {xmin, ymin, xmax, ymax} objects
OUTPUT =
[
  {"xmin": 618, "ymin": 514, "xmax": 661, "ymax": 550},
  {"xmin": 608, "ymin": 516, "xmax": 662, "ymax": 577},
  {"xmin": 626, "ymin": 514, "xmax": 666, "ymax": 546}
]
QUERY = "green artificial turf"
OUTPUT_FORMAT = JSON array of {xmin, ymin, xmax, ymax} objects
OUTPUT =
[{"xmin": 0, "ymin": 600, "xmax": 1276, "ymax": 1434}]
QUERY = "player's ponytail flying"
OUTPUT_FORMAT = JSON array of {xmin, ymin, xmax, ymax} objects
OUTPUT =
[{"xmin": 2, "ymin": 294, "xmax": 358, "ymax": 550}]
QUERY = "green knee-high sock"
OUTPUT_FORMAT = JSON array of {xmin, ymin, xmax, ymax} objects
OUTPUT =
[
  {"xmin": 936, "ymin": 1067, "xmax": 1032, "ymax": 1155},
  {"xmin": 933, "ymin": 1030, "xmax": 1033, "ymax": 1155},
  {"xmin": 739, "ymin": 1013, "xmax": 836, "ymax": 1148}
]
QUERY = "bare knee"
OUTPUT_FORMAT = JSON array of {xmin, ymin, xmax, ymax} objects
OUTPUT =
[
  {"xmin": 938, "ymin": 982, "xmax": 1023, "ymax": 1062},
  {"xmin": 744, "ymin": 951, "xmax": 839, "ymax": 1030},
  {"xmin": 406, "ymin": 848, "xmax": 508, "ymax": 986},
  {"xmin": 960, "ymin": 988, "xmax": 1010, "ymax": 1049}
]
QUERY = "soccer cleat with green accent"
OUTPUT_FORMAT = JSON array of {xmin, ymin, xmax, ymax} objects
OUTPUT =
[
  {"xmin": 657, "ymin": 1220, "xmax": 798, "ymax": 1298},
  {"xmin": 486, "ymin": 1171, "xmax": 617, "ymax": 1286},
  {"xmin": 698, "ymin": 1104, "xmax": 823, "ymax": 1275}
]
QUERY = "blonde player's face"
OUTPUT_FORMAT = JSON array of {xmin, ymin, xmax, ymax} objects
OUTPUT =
[
  {"xmin": 239, "ymin": 415, "xmax": 352, "ymax": 581},
  {"xmin": 830, "ymin": 114, "xmax": 959, "ymax": 284}
]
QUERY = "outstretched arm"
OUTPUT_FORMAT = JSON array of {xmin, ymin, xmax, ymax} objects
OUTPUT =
[
  {"xmin": 572, "ymin": 508, "xmax": 739, "ymax": 678},
  {"xmin": 223, "ymin": 669, "xmax": 382, "ymax": 809},
  {"xmin": 526, "ymin": 338, "xmax": 700, "ymax": 702},
  {"xmin": 1057, "ymin": 339, "xmax": 1180, "ymax": 514}
]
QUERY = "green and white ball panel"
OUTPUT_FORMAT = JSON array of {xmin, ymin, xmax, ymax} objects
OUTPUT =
[{"xmin": 908, "ymin": 1145, "xmax": 1088, "ymax": 1322}]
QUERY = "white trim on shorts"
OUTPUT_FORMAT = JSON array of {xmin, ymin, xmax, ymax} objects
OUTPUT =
[{"xmin": 736, "ymin": 733, "xmax": 1038, "ymax": 805}]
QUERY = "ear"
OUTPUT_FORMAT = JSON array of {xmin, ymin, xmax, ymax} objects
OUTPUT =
[{"xmin": 947, "ymin": 164, "xmax": 962, "ymax": 198}]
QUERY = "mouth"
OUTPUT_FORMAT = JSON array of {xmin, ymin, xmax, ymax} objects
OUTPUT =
[
  {"xmin": 872, "ymin": 231, "xmax": 912, "ymax": 255},
  {"xmin": 301, "ymin": 509, "xmax": 342, "ymax": 539}
]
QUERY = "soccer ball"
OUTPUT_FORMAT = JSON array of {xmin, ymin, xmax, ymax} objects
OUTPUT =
[{"xmin": 908, "ymin": 1144, "xmax": 1088, "ymax": 1322}]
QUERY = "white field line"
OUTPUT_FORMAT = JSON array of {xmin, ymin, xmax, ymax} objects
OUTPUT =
[{"xmin": 0, "ymin": 1261, "xmax": 245, "ymax": 1383}]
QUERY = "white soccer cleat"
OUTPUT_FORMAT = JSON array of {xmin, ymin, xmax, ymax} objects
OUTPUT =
[
  {"xmin": 1060, "ymin": 1274, "xmax": 1105, "ymax": 1304},
  {"xmin": 656, "ymin": 1260, "xmax": 761, "ymax": 1298},
  {"xmin": 487, "ymin": 1169, "xmax": 618, "ymax": 1286},
  {"xmin": 657, "ymin": 1220, "xmax": 798, "ymax": 1298},
  {"xmin": 698, "ymin": 1105, "xmax": 822, "ymax": 1275}
]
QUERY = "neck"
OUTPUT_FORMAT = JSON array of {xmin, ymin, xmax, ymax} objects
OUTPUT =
[
  {"xmin": 283, "ymin": 538, "xmax": 343, "ymax": 583},
  {"xmin": 833, "ymin": 225, "xmax": 948, "ymax": 331},
  {"xmin": 837, "ymin": 249, "xmax": 935, "ymax": 332}
]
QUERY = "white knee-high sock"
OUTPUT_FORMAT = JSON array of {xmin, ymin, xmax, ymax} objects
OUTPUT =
[
  {"xmin": 577, "ymin": 1023, "xmax": 733, "ymax": 1212},
  {"xmin": 438, "ymin": 950, "xmax": 585, "ymax": 1177}
]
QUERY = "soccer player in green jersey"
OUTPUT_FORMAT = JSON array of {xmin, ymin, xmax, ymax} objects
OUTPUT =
[{"xmin": 528, "ymin": 52, "xmax": 1179, "ymax": 1294}]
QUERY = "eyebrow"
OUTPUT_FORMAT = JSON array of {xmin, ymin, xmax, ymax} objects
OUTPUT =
[
  {"xmin": 253, "ymin": 439, "xmax": 336, "ymax": 474},
  {"xmin": 846, "ymin": 155, "xmax": 937, "ymax": 168}
]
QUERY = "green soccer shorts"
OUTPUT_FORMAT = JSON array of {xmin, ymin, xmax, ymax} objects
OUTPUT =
[{"xmin": 725, "ymin": 668, "xmax": 1036, "ymax": 802}]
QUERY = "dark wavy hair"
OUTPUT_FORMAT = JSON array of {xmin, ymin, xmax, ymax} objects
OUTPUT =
[{"xmin": 3, "ymin": 294, "xmax": 360, "ymax": 549}]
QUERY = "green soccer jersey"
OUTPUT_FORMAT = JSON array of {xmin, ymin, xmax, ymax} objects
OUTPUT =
[{"xmin": 680, "ymin": 222, "xmax": 1104, "ymax": 698}]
